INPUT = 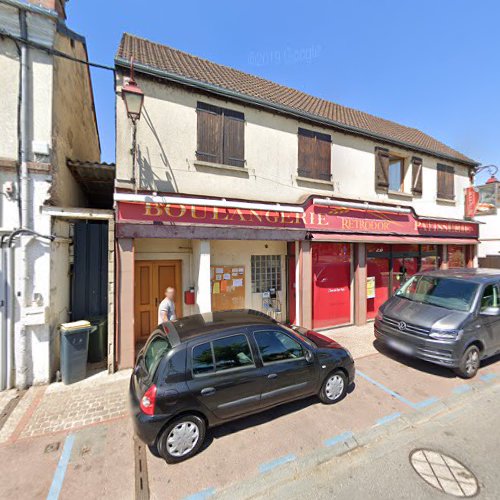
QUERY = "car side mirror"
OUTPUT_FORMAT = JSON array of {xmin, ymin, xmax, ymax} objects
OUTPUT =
[
  {"xmin": 304, "ymin": 349, "xmax": 314, "ymax": 363},
  {"xmin": 481, "ymin": 306, "xmax": 500, "ymax": 316}
]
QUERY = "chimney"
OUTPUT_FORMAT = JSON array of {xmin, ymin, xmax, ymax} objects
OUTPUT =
[{"xmin": 28, "ymin": 0, "xmax": 68, "ymax": 20}]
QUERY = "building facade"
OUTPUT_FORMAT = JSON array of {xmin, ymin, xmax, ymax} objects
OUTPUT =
[
  {"xmin": 114, "ymin": 34, "xmax": 479, "ymax": 369},
  {"xmin": 0, "ymin": 0, "xmax": 102, "ymax": 388}
]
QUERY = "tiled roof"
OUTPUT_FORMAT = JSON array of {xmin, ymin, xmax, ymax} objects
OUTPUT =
[{"xmin": 116, "ymin": 33, "xmax": 476, "ymax": 166}]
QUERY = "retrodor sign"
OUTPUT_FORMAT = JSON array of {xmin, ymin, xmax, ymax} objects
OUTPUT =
[{"xmin": 117, "ymin": 201, "xmax": 479, "ymax": 238}]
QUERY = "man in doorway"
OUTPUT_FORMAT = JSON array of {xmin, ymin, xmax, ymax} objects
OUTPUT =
[{"xmin": 158, "ymin": 287, "xmax": 177, "ymax": 324}]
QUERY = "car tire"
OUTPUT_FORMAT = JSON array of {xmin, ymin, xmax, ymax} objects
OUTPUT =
[
  {"xmin": 319, "ymin": 370, "xmax": 348, "ymax": 404},
  {"xmin": 454, "ymin": 345, "xmax": 481, "ymax": 379},
  {"xmin": 157, "ymin": 415, "xmax": 206, "ymax": 464},
  {"xmin": 148, "ymin": 442, "xmax": 161, "ymax": 458}
]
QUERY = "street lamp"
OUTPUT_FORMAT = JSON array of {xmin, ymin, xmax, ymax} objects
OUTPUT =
[{"xmin": 121, "ymin": 58, "xmax": 144, "ymax": 191}]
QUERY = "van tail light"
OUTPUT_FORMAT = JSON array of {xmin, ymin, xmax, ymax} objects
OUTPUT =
[{"xmin": 140, "ymin": 384, "xmax": 157, "ymax": 415}]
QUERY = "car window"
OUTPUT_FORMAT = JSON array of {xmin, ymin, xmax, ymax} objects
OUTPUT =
[
  {"xmin": 254, "ymin": 330, "xmax": 304, "ymax": 364},
  {"xmin": 192, "ymin": 342, "xmax": 214, "ymax": 375},
  {"xmin": 481, "ymin": 284, "xmax": 500, "ymax": 311},
  {"xmin": 144, "ymin": 335, "xmax": 172, "ymax": 376},
  {"xmin": 212, "ymin": 334, "xmax": 255, "ymax": 372}
]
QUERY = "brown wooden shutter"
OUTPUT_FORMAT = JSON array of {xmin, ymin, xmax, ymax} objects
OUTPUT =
[
  {"xmin": 411, "ymin": 156, "xmax": 423, "ymax": 195},
  {"xmin": 223, "ymin": 108, "xmax": 245, "ymax": 167},
  {"xmin": 196, "ymin": 102, "xmax": 223, "ymax": 164},
  {"xmin": 375, "ymin": 147, "xmax": 390, "ymax": 192},
  {"xmin": 437, "ymin": 164, "xmax": 455, "ymax": 199},
  {"xmin": 298, "ymin": 128, "xmax": 331, "ymax": 181}
]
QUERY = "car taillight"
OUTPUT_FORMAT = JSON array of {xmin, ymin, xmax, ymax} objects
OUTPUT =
[{"xmin": 140, "ymin": 384, "xmax": 157, "ymax": 415}]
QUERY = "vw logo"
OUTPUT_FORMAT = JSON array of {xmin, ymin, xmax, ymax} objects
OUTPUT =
[{"xmin": 398, "ymin": 321, "xmax": 407, "ymax": 331}]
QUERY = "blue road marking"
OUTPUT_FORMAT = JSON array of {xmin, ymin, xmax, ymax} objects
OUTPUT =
[
  {"xmin": 259, "ymin": 454, "xmax": 296, "ymax": 474},
  {"xmin": 183, "ymin": 487, "xmax": 216, "ymax": 500},
  {"xmin": 453, "ymin": 384, "xmax": 472, "ymax": 394},
  {"xmin": 46, "ymin": 434, "xmax": 75, "ymax": 500},
  {"xmin": 376, "ymin": 412, "xmax": 401, "ymax": 426},
  {"xmin": 480, "ymin": 373, "xmax": 497, "ymax": 382},
  {"xmin": 324, "ymin": 431, "xmax": 354, "ymax": 447},
  {"xmin": 357, "ymin": 370, "xmax": 439, "ymax": 410}
]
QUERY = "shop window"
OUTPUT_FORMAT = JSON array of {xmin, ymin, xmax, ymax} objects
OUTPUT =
[
  {"xmin": 437, "ymin": 164, "xmax": 455, "ymax": 200},
  {"xmin": 448, "ymin": 245, "xmax": 465, "ymax": 268},
  {"xmin": 297, "ymin": 128, "xmax": 332, "ymax": 181},
  {"xmin": 196, "ymin": 101, "xmax": 245, "ymax": 167},
  {"xmin": 251, "ymin": 255, "xmax": 282, "ymax": 293}
]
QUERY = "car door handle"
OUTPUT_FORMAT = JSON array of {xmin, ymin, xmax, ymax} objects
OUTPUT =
[
  {"xmin": 201, "ymin": 387, "xmax": 216, "ymax": 396},
  {"xmin": 267, "ymin": 373, "xmax": 278, "ymax": 379}
]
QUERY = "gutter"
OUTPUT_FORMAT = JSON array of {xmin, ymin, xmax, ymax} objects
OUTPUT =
[{"xmin": 115, "ymin": 57, "xmax": 479, "ymax": 169}]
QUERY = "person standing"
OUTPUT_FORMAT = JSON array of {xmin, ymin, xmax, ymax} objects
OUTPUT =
[{"xmin": 158, "ymin": 287, "xmax": 177, "ymax": 324}]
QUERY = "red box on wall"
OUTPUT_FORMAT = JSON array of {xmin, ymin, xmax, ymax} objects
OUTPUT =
[{"xmin": 184, "ymin": 290, "xmax": 195, "ymax": 305}]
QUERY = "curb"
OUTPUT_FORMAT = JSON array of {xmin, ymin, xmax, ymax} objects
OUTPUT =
[{"xmin": 214, "ymin": 379, "xmax": 500, "ymax": 500}]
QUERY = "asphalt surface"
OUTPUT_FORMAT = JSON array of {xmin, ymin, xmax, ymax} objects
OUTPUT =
[{"xmin": 243, "ymin": 383, "xmax": 500, "ymax": 500}]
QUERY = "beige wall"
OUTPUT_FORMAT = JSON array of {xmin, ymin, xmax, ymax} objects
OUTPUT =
[
  {"xmin": 51, "ymin": 33, "xmax": 100, "ymax": 207},
  {"xmin": 133, "ymin": 238, "xmax": 288, "ymax": 319},
  {"xmin": 116, "ymin": 73, "xmax": 472, "ymax": 220}
]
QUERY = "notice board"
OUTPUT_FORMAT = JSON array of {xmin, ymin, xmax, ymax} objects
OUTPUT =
[{"xmin": 211, "ymin": 265, "xmax": 245, "ymax": 311}]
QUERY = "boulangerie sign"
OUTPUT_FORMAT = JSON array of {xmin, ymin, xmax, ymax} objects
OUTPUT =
[{"xmin": 117, "ymin": 199, "xmax": 479, "ymax": 238}]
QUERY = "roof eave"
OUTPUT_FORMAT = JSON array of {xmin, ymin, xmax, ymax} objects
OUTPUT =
[{"xmin": 115, "ymin": 57, "xmax": 479, "ymax": 168}]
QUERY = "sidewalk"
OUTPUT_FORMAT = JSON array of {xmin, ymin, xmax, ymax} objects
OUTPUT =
[
  {"xmin": 0, "ymin": 368, "xmax": 131, "ymax": 444},
  {"xmin": 322, "ymin": 322, "xmax": 377, "ymax": 359}
]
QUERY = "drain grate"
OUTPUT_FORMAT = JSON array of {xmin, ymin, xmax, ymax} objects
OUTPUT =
[
  {"xmin": 410, "ymin": 449, "xmax": 479, "ymax": 497},
  {"xmin": 134, "ymin": 437, "xmax": 150, "ymax": 500}
]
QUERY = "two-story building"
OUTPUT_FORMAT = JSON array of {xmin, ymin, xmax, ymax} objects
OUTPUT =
[
  {"xmin": 114, "ymin": 33, "xmax": 479, "ymax": 369},
  {"xmin": 0, "ymin": 0, "xmax": 109, "ymax": 389}
]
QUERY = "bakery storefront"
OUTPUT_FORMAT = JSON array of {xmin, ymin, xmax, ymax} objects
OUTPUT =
[{"xmin": 114, "ymin": 194, "xmax": 479, "ymax": 368}]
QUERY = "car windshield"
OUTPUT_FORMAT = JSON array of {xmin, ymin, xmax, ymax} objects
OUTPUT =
[
  {"xmin": 283, "ymin": 324, "xmax": 316, "ymax": 348},
  {"xmin": 395, "ymin": 275, "xmax": 478, "ymax": 312}
]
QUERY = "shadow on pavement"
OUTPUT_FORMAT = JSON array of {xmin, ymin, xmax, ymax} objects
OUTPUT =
[{"xmin": 201, "ymin": 382, "xmax": 357, "ymax": 451}]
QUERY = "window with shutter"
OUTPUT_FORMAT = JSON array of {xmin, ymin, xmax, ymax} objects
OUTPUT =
[
  {"xmin": 196, "ymin": 102, "xmax": 245, "ymax": 167},
  {"xmin": 437, "ymin": 164, "xmax": 455, "ymax": 200},
  {"xmin": 297, "ymin": 128, "xmax": 331, "ymax": 181},
  {"xmin": 375, "ymin": 147, "xmax": 390, "ymax": 192},
  {"xmin": 412, "ymin": 156, "xmax": 423, "ymax": 196}
]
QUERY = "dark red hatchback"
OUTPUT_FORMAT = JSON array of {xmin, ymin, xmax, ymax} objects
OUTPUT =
[{"xmin": 130, "ymin": 310, "xmax": 355, "ymax": 463}]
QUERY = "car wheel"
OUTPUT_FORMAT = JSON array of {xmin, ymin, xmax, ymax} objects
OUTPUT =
[
  {"xmin": 454, "ymin": 345, "xmax": 480, "ymax": 379},
  {"xmin": 157, "ymin": 415, "xmax": 206, "ymax": 464},
  {"xmin": 148, "ymin": 442, "xmax": 161, "ymax": 458},
  {"xmin": 319, "ymin": 370, "xmax": 348, "ymax": 404}
]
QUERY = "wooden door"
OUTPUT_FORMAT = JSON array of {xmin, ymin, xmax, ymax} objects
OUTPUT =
[{"xmin": 134, "ymin": 260, "xmax": 182, "ymax": 342}]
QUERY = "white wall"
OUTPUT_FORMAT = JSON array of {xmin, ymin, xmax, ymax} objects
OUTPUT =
[
  {"xmin": 116, "ymin": 74, "xmax": 472, "ymax": 220},
  {"xmin": 477, "ymin": 213, "xmax": 500, "ymax": 258}
]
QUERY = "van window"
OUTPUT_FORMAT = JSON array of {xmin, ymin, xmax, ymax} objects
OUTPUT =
[
  {"xmin": 396, "ymin": 275, "xmax": 478, "ymax": 312},
  {"xmin": 481, "ymin": 285, "xmax": 500, "ymax": 311},
  {"xmin": 144, "ymin": 336, "xmax": 172, "ymax": 375}
]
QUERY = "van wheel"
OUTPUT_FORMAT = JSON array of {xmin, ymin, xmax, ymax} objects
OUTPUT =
[
  {"xmin": 157, "ymin": 415, "xmax": 206, "ymax": 464},
  {"xmin": 454, "ymin": 345, "xmax": 480, "ymax": 379},
  {"xmin": 319, "ymin": 370, "xmax": 348, "ymax": 404}
]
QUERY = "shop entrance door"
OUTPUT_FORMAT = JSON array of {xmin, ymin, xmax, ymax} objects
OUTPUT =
[{"xmin": 134, "ymin": 260, "xmax": 182, "ymax": 342}]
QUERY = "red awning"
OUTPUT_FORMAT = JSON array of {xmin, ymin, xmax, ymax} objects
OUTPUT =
[{"xmin": 310, "ymin": 233, "xmax": 478, "ymax": 245}]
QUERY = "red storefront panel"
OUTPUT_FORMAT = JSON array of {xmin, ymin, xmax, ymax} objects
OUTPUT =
[{"xmin": 312, "ymin": 243, "xmax": 351, "ymax": 329}]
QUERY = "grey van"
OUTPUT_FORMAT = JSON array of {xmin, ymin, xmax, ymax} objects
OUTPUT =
[{"xmin": 374, "ymin": 269, "xmax": 500, "ymax": 378}]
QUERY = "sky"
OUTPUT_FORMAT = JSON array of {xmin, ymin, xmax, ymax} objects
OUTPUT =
[{"xmin": 66, "ymin": 0, "xmax": 500, "ymax": 184}]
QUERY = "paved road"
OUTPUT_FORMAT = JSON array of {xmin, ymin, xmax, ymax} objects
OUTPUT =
[
  {"xmin": 243, "ymin": 383, "xmax": 500, "ymax": 500},
  {"xmin": 1, "ymin": 343, "xmax": 499, "ymax": 500}
]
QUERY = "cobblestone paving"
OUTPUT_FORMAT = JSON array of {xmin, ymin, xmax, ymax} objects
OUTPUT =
[{"xmin": 17, "ymin": 371, "xmax": 131, "ymax": 440}]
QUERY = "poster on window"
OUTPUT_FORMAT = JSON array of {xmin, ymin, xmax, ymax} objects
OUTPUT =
[{"xmin": 366, "ymin": 276, "xmax": 376, "ymax": 299}]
